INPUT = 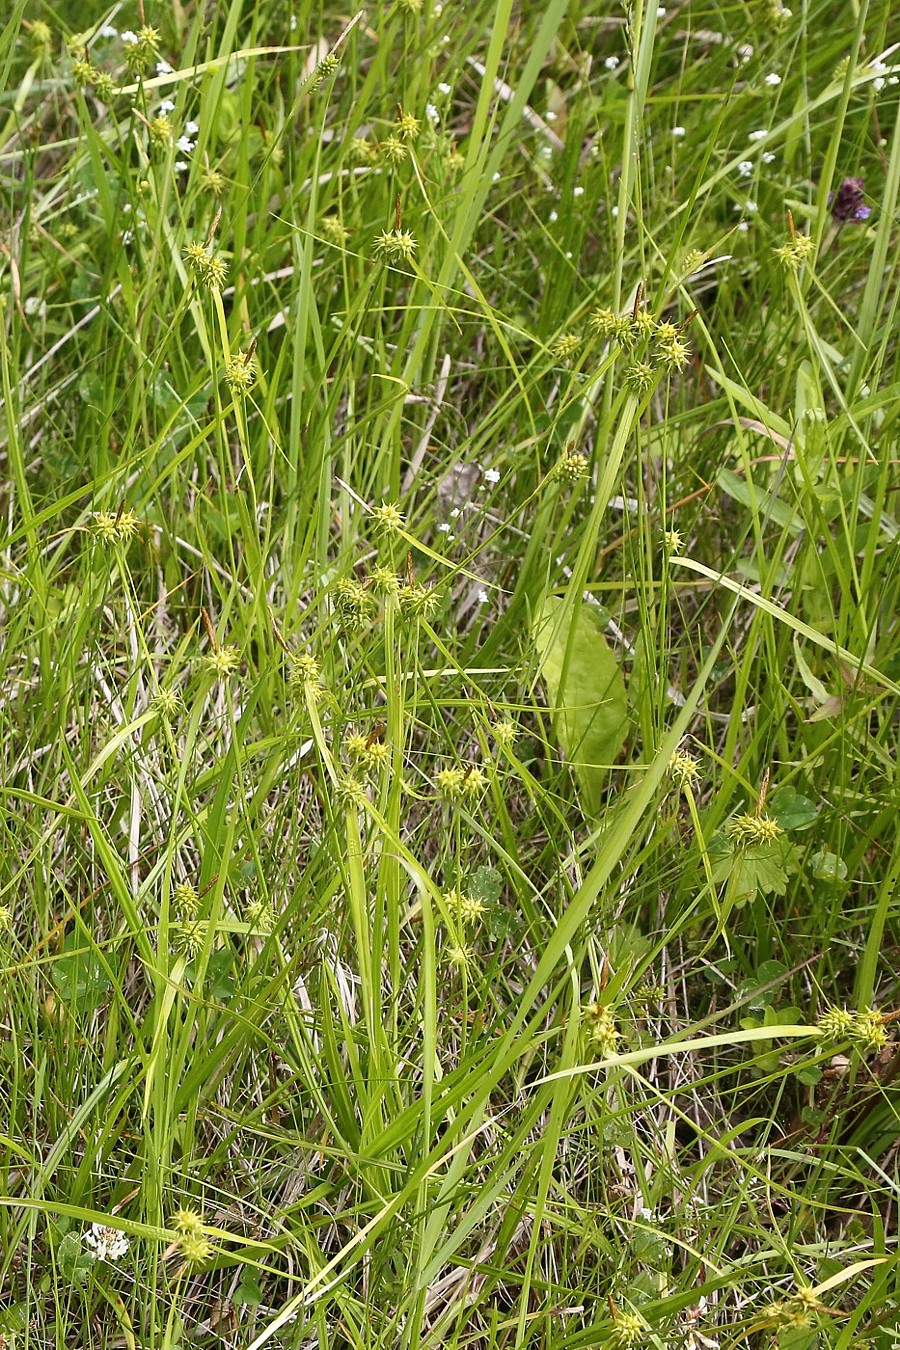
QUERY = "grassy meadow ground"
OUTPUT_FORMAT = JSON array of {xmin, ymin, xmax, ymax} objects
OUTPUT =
[{"xmin": 1, "ymin": 0, "xmax": 900, "ymax": 1345}]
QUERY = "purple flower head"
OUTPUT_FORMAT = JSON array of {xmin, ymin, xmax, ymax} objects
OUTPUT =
[{"xmin": 829, "ymin": 177, "xmax": 871, "ymax": 224}]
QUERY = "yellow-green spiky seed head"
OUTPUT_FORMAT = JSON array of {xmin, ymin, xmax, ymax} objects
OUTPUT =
[
  {"xmin": 380, "ymin": 135, "xmax": 408, "ymax": 165},
  {"xmin": 436, "ymin": 766, "xmax": 465, "ymax": 799},
  {"xmin": 203, "ymin": 645, "xmax": 241, "ymax": 678},
  {"xmin": 668, "ymin": 748, "xmax": 700, "ymax": 788},
  {"xmin": 173, "ymin": 882, "xmax": 199, "ymax": 919},
  {"xmin": 584, "ymin": 1001, "xmax": 620, "ymax": 1057},
  {"xmin": 173, "ymin": 1207, "xmax": 204, "ymax": 1236},
  {"xmin": 225, "ymin": 350, "xmax": 257, "ymax": 396},
  {"xmin": 551, "ymin": 332, "xmax": 582, "ymax": 361},
  {"xmin": 726, "ymin": 812, "xmax": 782, "ymax": 846},
  {"xmin": 373, "ymin": 502, "xmax": 405, "ymax": 533},
  {"xmin": 818, "ymin": 1005, "xmax": 856, "ymax": 1043}
]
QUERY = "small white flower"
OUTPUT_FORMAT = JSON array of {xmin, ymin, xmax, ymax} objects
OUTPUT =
[
  {"xmin": 174, "ymin": 160, "xmax": 188, "ymax": 171},
  {"xmin": 492, "ymin": 171, "xmax": 501, "ymax": 181},
  {"xmin": 122, "ymin": 229, "xmax": 133, "ymax": 244},
  {"xmin": 425, "ymin": 103, "xmax": 439, "ymax": 124},
  {"xmin": 564, "ymin": 250, "xmax": 572, "ymax": 258},
  {"xmin": 545, "ymin": 110, "xmax": 557, "ymax": 121},
  {"xmin": 671, "ymin": 125, "xmax": 686, "ymax": 137},
  {"xmin": 657, "ymin": 5, "xmax": 667, "ymax": 14},
  {"xmin": 745, "ymin": 199, "xmax": 758, "ymax": 211},
  {"xmin": 611, "ymin": 204, "xmax": 619, "ymax": 216},
  {"xmin": 548, "ymin": 209, "xmax": 558, "ymax": 222},
  {"xmin": 639, "ymin": 1206, "xmax": 655, "ymax": 1221},
  {"xmin": 761, "ymin": 150, "xmax": 775, "ymax": 163},
  {"xmin": 749, "ymin": 128, "xmax": 768, "ymax": 141},
  {"xmin": 158, "ymin": 98, "xmax": 175, "ymax": 112},
  {"xmin": 176, "ymin": 135, "xmax": 195, "ymax": 153},
  {"xmin": 477, "ymin": 589, "xmax": 489, "ymax": 604},
  {"xmin": 156, "ymin": 59, "xmax": 174, "ymax": 75},
  {"xmin": 437, "ymin": 81, "xmax": 452, "ymax": 95},
  {"xmin": 84, "ymin": 1224, "xmax": 129, "ymax": 1263},
  {"xmin": 184, "ymin": 119, "xmax": 199, "ymax": 135},
  {"xmin": 437, "ymin": 522, "xmax": 451, "ymax": 533},
  {"xmin": 737, "ymin": 160, "xmax": 753, "ymax": 177},
  {"xmin": 764, "ymin": 72, "xmax": 782, "ymax": 86},
  {"xmin": 573, "ymin": 185, "xmax": 584, "ymax": 196},
  {"xmin": 736, "ymin": 221, "xmax": 749, "ymax": 232},
  {"xmin": 99, "ymin": 24, "xmax": 118, "ymax": 38},
  {"xmin": 121, "ymin": 29, "xmax": 138, "ymax": 44},
  {"xmin": 449, "ymin": 507, "xmax": 461, "ymax": 518},
  {"xmin": 604, "ymin": 55, "xmax": 619, "ymax": 70},
  {"xmin": 24, "ymin": 296, "xmax": 47, "ymax": 318},
  {"xmin": 483, "ymin": 468, "xmax": 501, "ymax": 484},
  {"xmin": 290, "ymin": 13, "xmax": 298, "ymax": 29}
]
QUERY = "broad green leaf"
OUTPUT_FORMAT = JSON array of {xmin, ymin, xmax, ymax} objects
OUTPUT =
[
  {"xmin": 50, "ymin": 930, "xmax": 112, "ymax": 1014},
  {"xmin": 533, "ymin": 596, "xmax": 628, "ymax": 815},
  {"xmin": 770, "ymin": 786, "xmax": 818, "ymax": 831}
]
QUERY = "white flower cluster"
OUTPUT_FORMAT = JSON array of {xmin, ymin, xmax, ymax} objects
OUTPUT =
[{"xmin": 84, "ymin": 1223, "xmax": 129, "ymax": 1263}]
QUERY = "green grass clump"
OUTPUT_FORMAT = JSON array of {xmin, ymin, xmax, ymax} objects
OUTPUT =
[{"xmin": 1, "ymin": 0, "xmax": 900, "ymax": 1345}]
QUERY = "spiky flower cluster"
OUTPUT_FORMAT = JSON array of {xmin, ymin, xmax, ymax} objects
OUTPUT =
[
  {"xmin": 153, "ymin": 687, "xmax": 183, "ymax": 721},
  {"xmin": 623, "ymin": 360, "xmax": 656, "ymax": 395},
  {"xmin": 590, "ymin": 304, "xmax": 692, "ymax": 373},
  {"xmin": 245, "ymin": 897, "xmax": 275, "ymax": 933},
  {"xmin": 374, "ymin": 228, "xmax": 417, "ymax": 261},
  {"xmin": 550, "ymin": 332, "xmax": 582, "ymax": 361},
  {"xmin": 289, "ymin": 652, "xmax": 321, "ymax": 690},
  {"xmin": 725, "ymin": 812, "xmax": 782, "ymax": 846},
  {"xmin": 445, "ymin": 942, "xmax": 470, "ymax": 970},
  {"xmin": 380, "ymin": 135, "xmax": 409, "ymax": 165},
  {"xmin": 225, "ymin": 349, "xmax": 257, "ymax": 396},
  {"xmin": 373, "ymin": 502, "xmax": 405, "ymax": 534},
  {"xmin": 680, "ymin": 249, "xmax": 708, "ymax": 277},
  {"xmin": 203, "ymin": 645, "xmax": 241, "ymax": 679},
  {"xmin": 320, "ymin": 215, "xmax": 351, "ymax": 246},
  {"xmin": 610, "ymin": 1311, "xmax": 645, "ymax": 1347},
  {"xmin": 553, "ymin": 446, "xmax": 588, "ymax": 484},
  {"xmin": 584, "ymin": 1001, "xmax": 621, "ymax": 1057},
  {"xmin": 396, "ymin": 110, "xmax": 421, "ymax": 141},
  {"xmin": 201, "ymin": 166, "xmax": 227, "ymax": 196},
  {"xmin": 148, "ymin": 114, "xmax": 174, "ymax": 147},
  {"xmin": 492, "ymin": 720, "xmax": 518, "ymax": 748},
  {"xmin": 178, "ymin": 1231, "xmax": 213, "ymax": 1264},
  {"xmin": 123, "ymin": 25, "xmax": 160, "ymax": 75},
  {"xmin": 819, "ymin": 1005, "xmax": 887, "ymax": 1053},
  {"xmin": 398, "ymin": 583, "xmax": 439, "ymax": 620},
  {"xmin": 72, "ymin": 56, "xmax": 93, "ymax": 86},
  {"xmin": 174, "ymin": 919, "xmax": 205, "ymax": 959},
  {"xmin": 173, "ymin": 882, "xmax": 200, "ymax": 920},
  {"xmin": 334, "ymin": 578, "xmax": 377, "ymax": 631},
  {"xmin": 662, "ymin": 527, "xmax": 685, "ymax": 555},
  {"xmin": 173, "ymin": 1207, "xmax": 204, "ymax": 1237},
  {"xmin": 457, "ymin": 893, "xmax": 486, "ymax": 924},
  {"xmin": 336, "ymin": 777, "xmax": 368, "ymax": 810},
  {"xmin": 773, "ymin": 232, "xmax": 816, "ymax": 271},
  {"xmin": 767, "ymin": 1286, "xmax": 822, "ymax": 1331},
  {"xmin": 668, "ymin": 749, "xmax": 701, "ymax": 790},
  {"xmin": 345, "ymin": 732, "xmax": 390, "ymax": 772},
  {"xmin": 310, "ymin": 51, "xmax": 339, "ymax": 88},
  {"xmin": 31, "ymin": 21, "xmax": 53, "ymax": 54},
  {"xmin": 92, "ymin": 509, "xmax": 140, "ymax": 545},
  {"xmin": 184, "ymin": 242, "xmax": 228, "ymax": 291}
]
